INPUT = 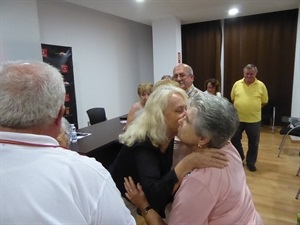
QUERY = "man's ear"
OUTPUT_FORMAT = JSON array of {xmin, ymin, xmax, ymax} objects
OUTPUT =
[
  {"xmin": 191, "ymin": 74, "xmax": 195, "ymax": 82},
  {"xmin": 55, "ymin": 106, "xmax": 65, "ymax": 126}
]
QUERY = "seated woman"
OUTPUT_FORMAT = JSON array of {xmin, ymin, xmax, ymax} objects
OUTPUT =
[
  {"xmin": 109, "ymin": 85, "xmax": 228, "ymax": 219},
  {"xmin": 56, "ymin": 117, "xmax": 71, "ymax": 148},
  {"xmin": 125, "ymin": 83, "xmax": 153, "ymax": 130},
  {"xmin": 124, "ymin": 92, "xmax": 263, "ymax": 225},
  {"xmin": 204, "ymin": 78, "xmax": 222, "ymax": 96}
]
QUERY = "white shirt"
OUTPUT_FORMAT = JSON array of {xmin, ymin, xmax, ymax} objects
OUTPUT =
[
  {"xmin": 204, "ymin": 90, "xmax": 222, "ymax": 97},
  {"xmin": 0, "ymin": 131, "xmax": 135, "ymax": 225}
]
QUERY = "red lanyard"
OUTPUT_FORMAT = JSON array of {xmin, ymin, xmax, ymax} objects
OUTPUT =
[{"xmin": 0, "ymin": 139, "xmax": 69, "ymax": 150}]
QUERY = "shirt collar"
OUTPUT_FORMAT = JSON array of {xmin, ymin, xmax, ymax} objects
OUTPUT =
[
  {"xmin": 242, "ymin": 78, "xmax": 258, "ymax": 85},
  {"xmin": 0, "ymin": 131, "xmax": 60, "ymax": 146},
  {"xmin": 186, "ymin": 84, "xmax": 195, "ymax": 94}
]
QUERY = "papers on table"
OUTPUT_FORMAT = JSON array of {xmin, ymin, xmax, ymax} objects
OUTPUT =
[
  {"xmin": 120, "ymin": 120, "xmax": 127, "ymax": 124},
  {"xmin": 76, "ymin": 132, "xmax": 91, "ymax": 140}
]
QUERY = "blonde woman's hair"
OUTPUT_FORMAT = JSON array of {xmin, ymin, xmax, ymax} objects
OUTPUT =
[
  {"xmin": 137, "ymin": 83, "xmax": 153, "ymax": 96},
  {"xmin": 153, "ymin": 79, "xmax": 180, "ymax": 91},
  {"xmin": 57, "ymin": 117, "xmax": 71, "ymax": 148},
  {"xmin": 119, "ymin": 85, "xmax": 188, "ymax": 147}
]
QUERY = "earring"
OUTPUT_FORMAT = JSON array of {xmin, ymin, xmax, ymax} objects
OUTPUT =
[{"xmin": 198, "ymin": 144, "xmax": 202, "ymax": 148}]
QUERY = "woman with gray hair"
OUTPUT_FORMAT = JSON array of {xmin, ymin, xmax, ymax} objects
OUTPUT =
[
  {"xmin": 110, "ymin": 85, "xmax": 229, "ymax": 219},
  {"xmin": 124, "ymin": 92, "xmax": 263, "ymax": 225}
]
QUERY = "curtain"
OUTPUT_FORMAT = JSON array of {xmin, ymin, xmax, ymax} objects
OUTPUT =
[{"xmin": 182, "ymin": 20, "xmax": 222, "ymax": 91}]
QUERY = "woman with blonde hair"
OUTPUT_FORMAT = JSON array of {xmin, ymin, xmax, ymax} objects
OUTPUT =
[
  {"xmin": 125, "ymin": 82, "xmax": 153, "ymax": 130},
  {"xmin": 125, "ymin": 92, "xmax": 263, "ymax": 225},
  {"xmin": 110, "ymin": 85, "xmax": 228, "ymax": 219},
  {"xmin": 153, "ymin": 79, "xmax": 180, "ymax": 91},
  {"xmin": 56, "ymin": 117, "xmax": 71, "ymax": 148}
]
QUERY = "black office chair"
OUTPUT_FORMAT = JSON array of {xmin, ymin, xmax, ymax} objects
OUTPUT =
[
  {"xmin": 86, "ymin": 107, "xmax": 107, "ymax": 125},
  {"xmin": 277, "ymin": 116, "xmax": 300, "ymax": 157}
]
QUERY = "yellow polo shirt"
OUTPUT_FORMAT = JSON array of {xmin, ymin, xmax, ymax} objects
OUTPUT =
[{"xmin": 231, "ymin": 78, "xmax": 268, "ymax": 123}]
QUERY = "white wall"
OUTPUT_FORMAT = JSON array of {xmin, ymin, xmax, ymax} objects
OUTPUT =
[
  {"xmin": 152, "ymin": 17, "xmax": 181, "ymax": 82},
  {"xmin": 291, "ymin": 3, "xmax": 300, "ymax": 117},
  {"xmin": 37, "ymin": 0, "xmax": 153, "ymax": 128},
  {"xmin": 0, "ymin": 0, "xmax": 42, "ymax": 61}
]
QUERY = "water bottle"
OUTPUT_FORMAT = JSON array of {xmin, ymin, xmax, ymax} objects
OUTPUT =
[{"xmin": 70, "ymin": 124, "xmax": 77, "ymax": 143}]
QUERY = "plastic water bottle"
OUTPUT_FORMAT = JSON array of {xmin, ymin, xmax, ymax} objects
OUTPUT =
[{"xmin": 70, "ymin": 124, "xmax": 77, "ymax": 143}]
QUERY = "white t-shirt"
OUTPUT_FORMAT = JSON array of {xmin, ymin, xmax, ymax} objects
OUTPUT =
[{"xmin": 0, "ymin": 131, "xmax": 135, "ymax": 225}]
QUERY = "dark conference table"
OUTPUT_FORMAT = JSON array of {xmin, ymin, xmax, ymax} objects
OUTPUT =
[{"xmin": 69, "ymin": 116, "xmax": 126, "ymax": 169}]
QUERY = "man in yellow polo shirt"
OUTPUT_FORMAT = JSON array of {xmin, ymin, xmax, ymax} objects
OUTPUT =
[{"xmin": 231, "ymin": 64, "xmax": 268, "ymax": 172}]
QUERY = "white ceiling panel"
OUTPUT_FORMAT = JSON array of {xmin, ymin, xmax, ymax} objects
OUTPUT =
[{"xmin": 63, "ymin": 0, "xmax": 300, "ymax": 25}]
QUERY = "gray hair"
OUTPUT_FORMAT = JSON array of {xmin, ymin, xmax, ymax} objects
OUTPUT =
[
  {"xmin": 173, "ymin": 63, "xmax": 194, "ymax": 76},
  {"xmin": 119, "ymin": 85, "xmax": 188, "ymax": 147},
  {"xmin": 183, "ymin": 64, "xmax": 194, "ymax": 76},
  {"xmin": 244, "ymin": 64, "xmax": 258, "ymax": 73},
  {"xmin": 191, "ymin": 92, "xmax": 239, "ymax": 148},
  {"xmin": 0, "ymin": 61, "xmax": 65, "ymax": 128}
]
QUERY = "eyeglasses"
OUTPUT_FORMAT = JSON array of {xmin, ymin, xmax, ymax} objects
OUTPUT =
[{"xmin": 173, "ymin": 74, "xmax": 187, "ymax": 79}]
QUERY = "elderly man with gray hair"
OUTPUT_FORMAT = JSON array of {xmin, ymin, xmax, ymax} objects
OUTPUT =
[
  {"xmin": 172, "ymin": 63, "xmax": 202, "ymax": 100},
  {"xmin": 0, "ymin": 61, "xmax": 135, "ymax": 225}
]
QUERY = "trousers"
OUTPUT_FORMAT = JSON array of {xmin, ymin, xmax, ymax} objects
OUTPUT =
[{"xmin": 231, "ymin": 121, "xmax": 261, "ymax": 165}]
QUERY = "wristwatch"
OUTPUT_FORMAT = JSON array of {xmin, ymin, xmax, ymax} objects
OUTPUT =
[{"xmin": 137, "ymin": 206, "xmax": 152, "ymax": 216}]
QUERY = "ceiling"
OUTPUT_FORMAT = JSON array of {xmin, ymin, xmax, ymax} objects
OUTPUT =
[{"xmin": 63, "ymin": 0, "xmax": 299, "ymax": 25}]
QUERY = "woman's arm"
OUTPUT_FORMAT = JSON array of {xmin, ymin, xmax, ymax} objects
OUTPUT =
[
  {"xmin": 124, "ymin": 177, "xmax": 166, "ymax": 225},
  {"xmin": 135, "ymin": 143, "xmax": 228, "ymax": 215},
  {"xmin": 172, "ymin": 148, "xmax": 228, "ymax": 193},
  {"xmin": 125, "ymin": 103, "xmax": 139, "ymax": 130}
]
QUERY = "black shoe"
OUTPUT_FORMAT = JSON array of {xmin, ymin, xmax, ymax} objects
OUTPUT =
[{"xmin": 247, "ymin": 164, "xmax": 256, "ymax": 172}]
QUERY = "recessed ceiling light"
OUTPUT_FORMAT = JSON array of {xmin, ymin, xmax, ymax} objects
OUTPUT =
[
  {"xmin": 228, "ymin": 8, "xmax": 239, "ymax": 16},
  {"xmin": 136, "ymin": 0, "xmax": 144, "ymax": 2}
]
